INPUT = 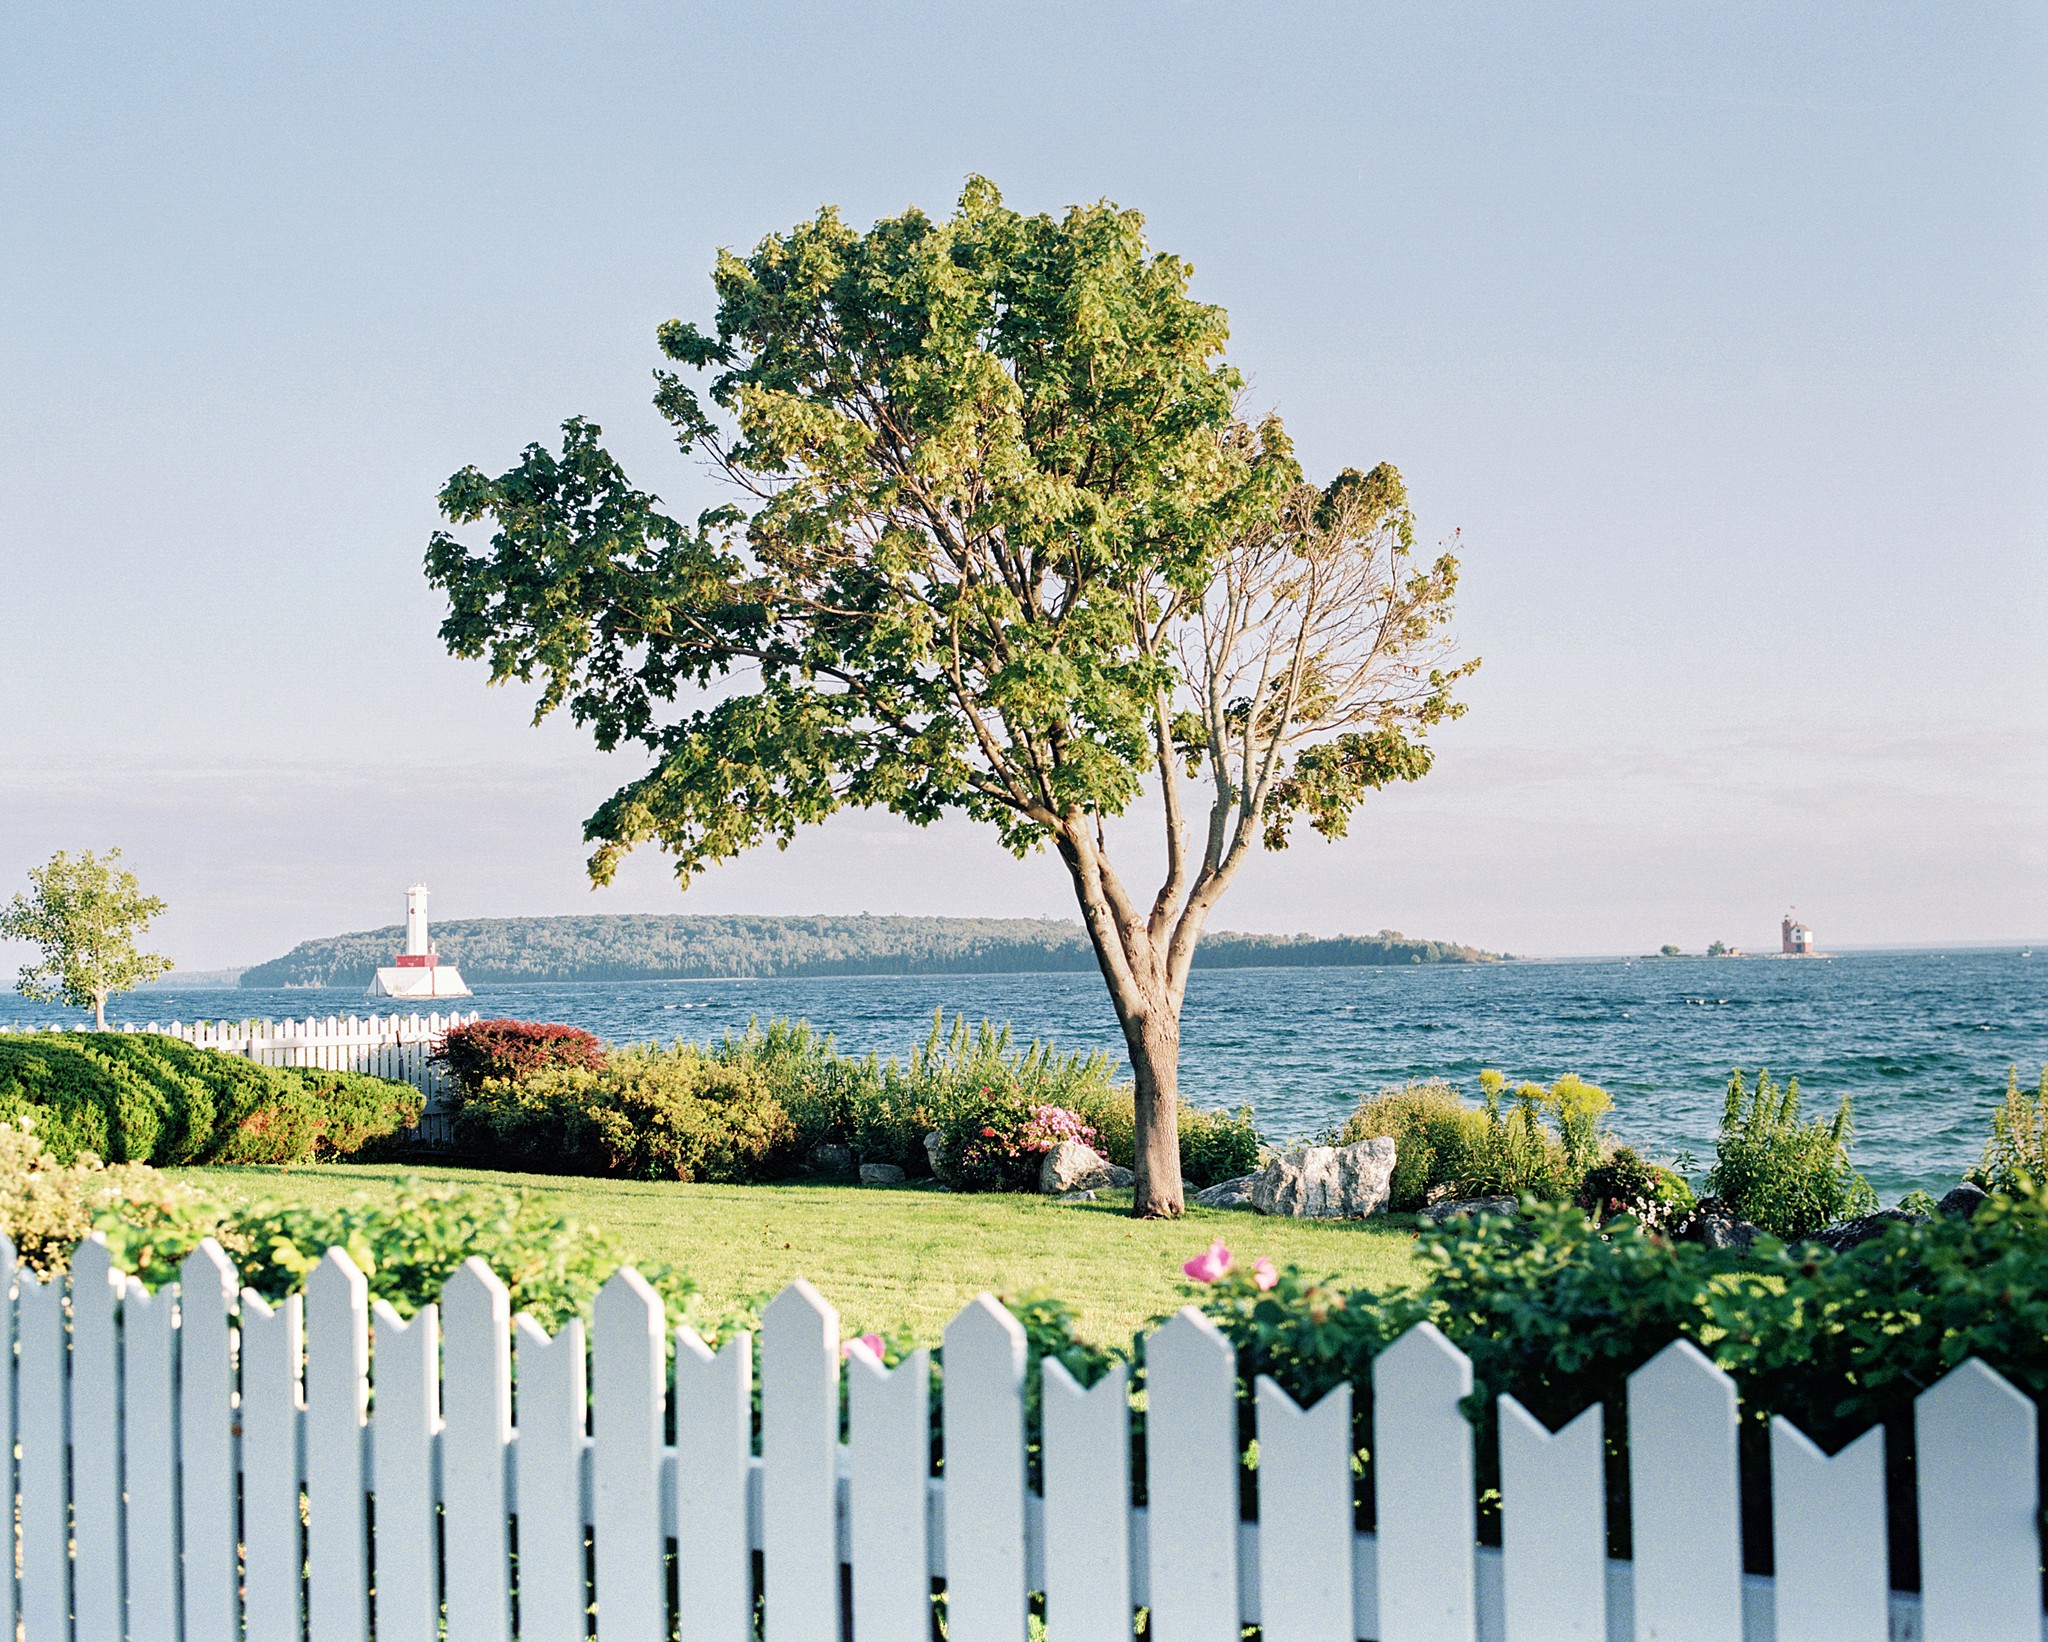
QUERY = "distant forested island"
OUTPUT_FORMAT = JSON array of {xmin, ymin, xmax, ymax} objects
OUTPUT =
[{"xmin": 239, "ymin": 914, "xmax": 1500, "ymax": 988}]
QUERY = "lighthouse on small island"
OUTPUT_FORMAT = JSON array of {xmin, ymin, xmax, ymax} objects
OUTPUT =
[{"xmin": 368, "ymin": 885, "xmax": 471, "ymax": 999}]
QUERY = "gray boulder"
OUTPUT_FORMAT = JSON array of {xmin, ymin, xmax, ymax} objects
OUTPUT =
[
  {"xmin": 923, "ymin": 1131, "xmax": 944, "ymax": 1173},
  {"xmin": 1683, "ymin": 1199, "xmax": 1762, "ymax": 1253},
  {"xmin": 1038, "ymin": 1139, "xmax": 1131, "ymax": 1195},
  {"xmin": 1938, "ymin": 1182, "xmax": 1989, "ymax": 1220},
  {"xmin": 1056, "ymin": 1189, "xmax": 1098, "ymax": 1204},
  {"xmin": 1247, "ymin": 1137, "xmax": 1397, "ymax": 1219},
  {"xmin": 1813, "ymin": 1209, "xmax": 1926, "ymax": 1252},
  {"xmin": 1192, "ymin": 1174, "xmax": 1259, "ymax": 1211},
  {"xmin": 1418, "ymin": 1195, "xmax": 1519, "ymax": 1224},
  {"xmin": 807, "ymin": 1142, "xmax": 854, "ymax": 1174},
  {"xmin": 858, "ymin": 1162, "xmax": 906, "ymax": 1186}
]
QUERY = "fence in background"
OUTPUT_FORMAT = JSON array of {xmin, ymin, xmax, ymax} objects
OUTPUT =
[
  {"xmin": 0, "ymin": 1011, "xmax": 479, "ymax": 1144},
  {"xmin": 5, "ymin": 1232, "xmax": 2043, "ymax": 1642}
]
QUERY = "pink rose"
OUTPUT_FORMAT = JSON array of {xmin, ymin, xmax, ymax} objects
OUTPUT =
[
  {"xmin": 1182, "ymin": 1239, "xmax": 1234, "ymax": 1283},
  {"xmin": 1252, "ymin": 1257, "xmax": 1278, "ymax": 1291},
  {"xmin": 841, "ymin": 1333, "xmax": 885, "ymax": 1363}
]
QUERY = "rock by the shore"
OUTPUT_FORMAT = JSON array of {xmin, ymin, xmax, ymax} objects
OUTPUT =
[
  {"xmin": 1418, "ymin": 1195, "xmax": 1519, "ymax": 1224},
  {"xmin": 924, "ymin": 1131, "xmax": 943, "ymax": 1173},
  {"xmin": 1247, "ymin": 1137, "xmax": 1397, "ymax": 1219},
  {"xmin": 1813, "ymin": 1208, "xmax": 1926, "ymax": 1252},
  {"xmin": 858, "ymin": 1162, "xmax": 906, "ymax": 1186},
  {"xmin": 1038, "ymin": 1140, "xmax": 1131, "ymax": 1195},
  {"xmin": 1683, "ymin": 1199, "xmax": 1762, "ymax": 1253},
  {"xmin": 1938, "ymin": 1182, "xmax": 1989, "ymax": 1220},
  {"xmin": 1057, "ymin": 1189, "xmax": 1098, "ymax": 1204},
  {"xmin": 807, "ymin": 1142, "xmax": 854, "ymax": 1174},
  {"xmin": 1192, "ymin": 1175, "xmax": 1259, "ymax": 1211}
]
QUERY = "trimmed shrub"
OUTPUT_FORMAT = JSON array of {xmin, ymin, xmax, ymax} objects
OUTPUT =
[
  {"xmin": 0, "ymin": 1033, "xmax": 421, "ymax": 1166},
  {"xmin": 435, "ymin": 1019, "xmax": 606, "ymax": 1093},
  {"xmin": 456, "ymin": 1047, "xmax": 798, "ymax": 1183},
  {"xmin": 1707, "ymin": 1068, "xmax": 1875, "ymax": 1239},
  {"xmin": 1968, "ymin": 1064, "xmax": 2048, "ymax": 1195}
]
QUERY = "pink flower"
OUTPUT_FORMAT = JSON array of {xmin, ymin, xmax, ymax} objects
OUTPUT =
[
  {"xmin": 841, "ymin": 1333, "xmax": 885, "ymax": 1363},
  {"xmin": 1182, "ymin": 1239, "xmax": 1234, "ymax": 1283},
  {"xmin": 1252, "ymin": 1257, "xmax": 1278, "ymax": 1291}
]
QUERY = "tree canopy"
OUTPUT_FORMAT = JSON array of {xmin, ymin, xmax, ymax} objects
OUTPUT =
[{"xmin": 427, "ymin": 179, "xmax": 1474, "ymax": 1213}]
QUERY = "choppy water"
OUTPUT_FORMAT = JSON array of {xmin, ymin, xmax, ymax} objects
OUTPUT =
[{"xmin": 10, "ymin": 950, "xmax": 2043, "ymax": 1200}]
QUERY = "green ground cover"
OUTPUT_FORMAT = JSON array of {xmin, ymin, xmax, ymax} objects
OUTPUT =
[{"xmin": 168, "ymin": 1162, "xmax": 1424, "ymax": 1344}]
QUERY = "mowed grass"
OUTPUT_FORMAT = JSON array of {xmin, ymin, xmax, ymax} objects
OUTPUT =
[{"xmin": 168, "ymin": 1162, "xmax": 1425, "ymax": 1346}]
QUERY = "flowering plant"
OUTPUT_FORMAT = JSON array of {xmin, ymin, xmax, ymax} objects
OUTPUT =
[{"xmin": 1018, "ymin": 1104, "xmax": 1097, "ymax": 1153}]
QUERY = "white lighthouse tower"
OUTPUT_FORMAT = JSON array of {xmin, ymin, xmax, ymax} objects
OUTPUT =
[{"xmin": 368, "ymin": 885, "xmax": 471, "ymax": 999}]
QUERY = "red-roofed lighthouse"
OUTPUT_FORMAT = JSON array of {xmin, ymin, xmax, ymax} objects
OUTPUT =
[{"xmin": 368, "ymin": 884, "xmax": 472, "ymax": 998}]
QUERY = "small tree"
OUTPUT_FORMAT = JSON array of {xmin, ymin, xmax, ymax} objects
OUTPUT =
[
  {"xmin": 426, "ymin": 179, "xmax": 1474, "ymax": 1215},
  {"xmin": 1, "ymin": 849, "xmax": 173, "ymax": 1029}
]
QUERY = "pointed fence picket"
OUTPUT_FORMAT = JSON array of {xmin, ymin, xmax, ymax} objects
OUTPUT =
[
  {"xmin": 1145, "ymin": 1307, "xmax": 1243, "ymax": 1642},
  {"xmin": 0, "ymin": 1235, "xmax": 2040, "ymax": 1642},
  {"xmin": 848, "ymin": 1343, "xmax": 932, "ymax": 1642},
  {"xmin": 1041, "ymin": 1358, "xmax": 1133, "ymax": 1642},
  {"xmin": 241, "ymin": 1290, "xmax": 306, "ymax": 1642},
  {"xmin": 372, "ymin": 1300, "xmax": 442, "ymax": 1642},
  {"xmin": 1498, "ymin": 1397, "xmax": 1606, "ymax": 1642}
]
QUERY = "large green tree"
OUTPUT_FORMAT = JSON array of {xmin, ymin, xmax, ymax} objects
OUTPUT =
[
  {"xmin": 428, "ymin": 179, "xmax": 1473, "ymax": 1215},
  {"xmin": 2, "ymin": 849, "xmax": 173, "ymax": 1030}
]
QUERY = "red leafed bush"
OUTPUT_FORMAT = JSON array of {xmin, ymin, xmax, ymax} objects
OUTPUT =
[{"xmin": 434, "ymin": 1019, "xmax": 606, "ymax": 1093}]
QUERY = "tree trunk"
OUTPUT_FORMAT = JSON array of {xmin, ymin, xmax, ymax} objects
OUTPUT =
[
  {"xmin": 1056, "ymin": 832, "xmax": 1189, "ymax": 1217},
  {"xmin": 93, "ymin": 991, "xmax": 106, "ymax": 1032},
  {"xmin": 1123, "ymin": 1005, "xmax": 1185, "ymax": 1217}
]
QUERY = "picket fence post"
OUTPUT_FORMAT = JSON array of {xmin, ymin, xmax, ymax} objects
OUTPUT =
[
  {"xmin": 1255, "ymin": 1377, "xmax": 1354, "ymax": 1642},
  {"xmin": 1628, "ymin": 1339, "xmax": 1742, "ymax": 1642},
  {"xmin": 675, "ymin": 1325, "xmax": 755, "ymax": 1642},
  {"xmin": 1373, "ymin": 1322, "xmax": 1476, "ymax": 1642},
  {"xmin": 592, "ymin": 1268, "xmax": 666, "ymax": 1642},
  {"xmin": 847, "ymin": 1341, "xmax": 932, "ymax": 1642},
  {"xmin": 512, "ymin": 1313, "xmax": 589, "ymax": 1637},
  {"xmin": 180, "ymin": 1240, "xmax": 241, "ymax": 1642},
  {"xmin": 1498, "ymin": 1396, "xmax": 1606, "ymax": 1642},
  {"xmin": 70, "ymin": 1236, "xmax": 126, "ymax": 1642},
  {"xmin": 944, "ymin": 1295, "xmax": 1030, "ymax": 1642},
  {"xmin": 761, "ymin": 1280, "xmax": 840, "ymax": 1642},
  {"xmin": 1917, "ymin": 1358, "xmax": 2039, "ymax": 1642},
  {"xmin": 241, "ymin": 1290, "xmax": 307, "ymax": 1642},
  {"xmin": 443, "ymin": 1259, "xmax": 515, "ymax": 1642},
  {"xmin": 1041, "ymin": 1358, "xmax": 1132, "ymax": 1642},
  {"xmin": 372, "ymin": 1299, "xmax": 441, "ymax": 1642},
  {"xmin": 306, "ymin": 1249, "xmax": 370, "ymax": 1642},
  {"xmin": 1145, "ymin": 1307, "xmax": 1241, "ymax": 1642}
]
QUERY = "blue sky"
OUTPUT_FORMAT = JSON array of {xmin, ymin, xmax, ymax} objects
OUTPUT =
[{"xmin": 2, "ymin": 2, "xmax": 2044, "ymax": 968}]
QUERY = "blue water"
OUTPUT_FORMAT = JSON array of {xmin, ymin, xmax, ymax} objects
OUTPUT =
[{"xmin": 8, "ymin": 951, "xmax": 2043, "ymax": 1200}]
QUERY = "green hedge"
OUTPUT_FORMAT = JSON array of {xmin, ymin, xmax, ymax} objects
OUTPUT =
[{"xmin": 0, "ymin": 1034, "xmax": 422, "ymax": 1166}]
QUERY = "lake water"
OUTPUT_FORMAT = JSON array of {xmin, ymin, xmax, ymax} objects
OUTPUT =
[{"xmin": 9, "ymin": 950, "xmax": 2043, "ymax": 1200}]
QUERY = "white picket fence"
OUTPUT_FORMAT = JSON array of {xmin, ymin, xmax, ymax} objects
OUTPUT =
[
  {"xmin": 0, "ymin": 1012, "xmax": 479, "ymax": 1143},
  {"xmin": 5, "ymin": 1233, "xmax": 2042, "ymax": 1642}
]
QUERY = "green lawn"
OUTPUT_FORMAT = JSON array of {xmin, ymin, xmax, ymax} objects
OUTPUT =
[{"xmin": 168, "ymin": 1163, "xmax": 1424, "ymax": 1346}]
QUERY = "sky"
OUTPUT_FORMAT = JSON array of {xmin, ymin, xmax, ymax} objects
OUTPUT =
[{"xmin": 2, "ymin": 1, "xmax": 2044, "ymax": 970}]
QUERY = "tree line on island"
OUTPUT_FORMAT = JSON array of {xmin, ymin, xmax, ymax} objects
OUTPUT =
[{"xmin": 238, "ymin": 913, "xmax": 1499, "ymax": 989}]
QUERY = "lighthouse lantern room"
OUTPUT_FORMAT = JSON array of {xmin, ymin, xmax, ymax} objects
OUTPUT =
[{"xmin": 368, "ymin": 885, "xmax": 472, "ymax": 999}]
